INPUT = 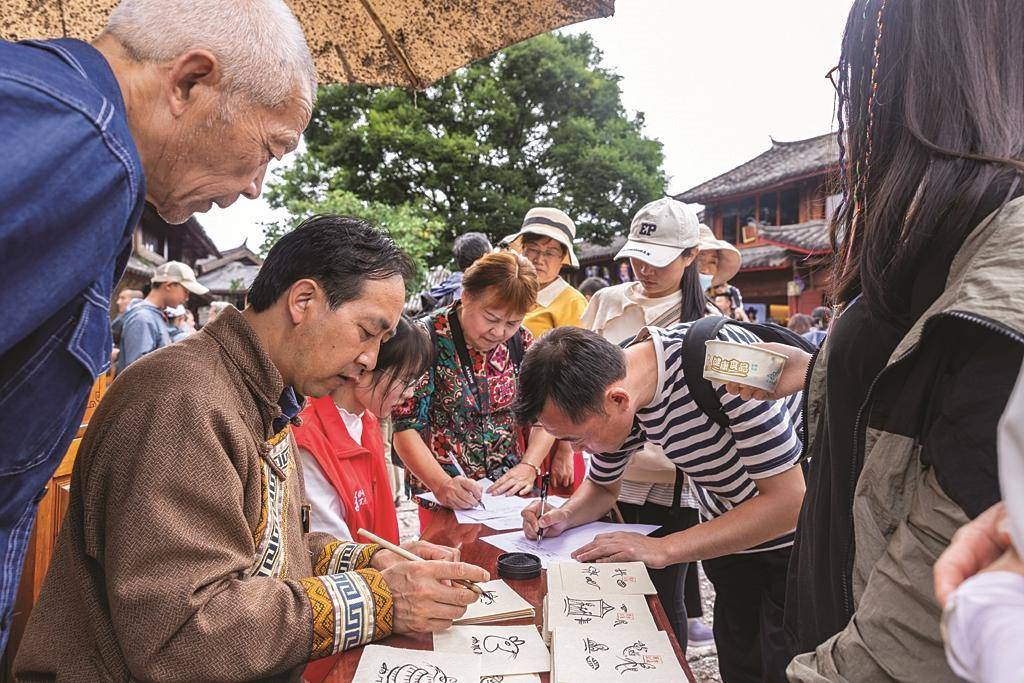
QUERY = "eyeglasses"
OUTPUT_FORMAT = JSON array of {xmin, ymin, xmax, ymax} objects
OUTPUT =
[{"xmin": 522, "ymin": 245, "xmax": 563, "ymax": 261}]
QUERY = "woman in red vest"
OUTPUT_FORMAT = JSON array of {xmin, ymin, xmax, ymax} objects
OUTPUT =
[{"xmin": 294, "ymin": 316, "xmax": 433, "ymax": 544}]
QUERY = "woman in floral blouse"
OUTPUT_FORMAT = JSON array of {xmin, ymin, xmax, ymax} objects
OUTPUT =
[{"xmin": 393, "ymin": 251, "xmax": 559, "ymax": 529}]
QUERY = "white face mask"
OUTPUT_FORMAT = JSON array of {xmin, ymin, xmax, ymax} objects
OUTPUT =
[{"xmin": 699, "ymin": 272, "xmax": 714, "ymax": 292}]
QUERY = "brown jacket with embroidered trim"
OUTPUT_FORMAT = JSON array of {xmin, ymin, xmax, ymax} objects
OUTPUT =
[{"xmin": 15, "ymin": 307, "xmax": 393, "ymax": 682}]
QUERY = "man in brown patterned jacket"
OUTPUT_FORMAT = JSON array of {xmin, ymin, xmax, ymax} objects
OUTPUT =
[{"xmin": 16, "ymin": 216, "xmax": 489, "ymax": 681}]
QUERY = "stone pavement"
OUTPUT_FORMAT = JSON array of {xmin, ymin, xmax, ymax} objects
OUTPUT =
[{"xmin": 393, "ymin": 494, "xmax": 723, "ymax": 681}]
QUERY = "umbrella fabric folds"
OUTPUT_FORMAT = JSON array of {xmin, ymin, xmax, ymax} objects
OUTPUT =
[{"xmin": 1, "ymin": 0, "xmax": 615, "ymax": 88}]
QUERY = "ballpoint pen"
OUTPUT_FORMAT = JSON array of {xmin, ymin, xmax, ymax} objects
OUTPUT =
[
  {"xmin": 537, "ymin": 473, "xmax": 551, "ymax": 545},
  {"xmin": 450, "ymin": 451, "xmax": 486, "ymax": 510}
]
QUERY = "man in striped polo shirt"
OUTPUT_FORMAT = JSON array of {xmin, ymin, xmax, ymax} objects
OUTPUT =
[{"xmin": 517, "ymin": 325, "xmax": 805, "ymax": 683}]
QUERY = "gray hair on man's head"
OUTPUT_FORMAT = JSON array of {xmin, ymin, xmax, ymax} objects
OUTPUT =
[{"xmin": 103, "ymin": 0, "xmax": 316, "ymax": 109}]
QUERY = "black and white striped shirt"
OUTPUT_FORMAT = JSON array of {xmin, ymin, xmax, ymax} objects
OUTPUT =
[{"xmin": 589, "ymin": 323, "xmax": 803, "ymax": 552}]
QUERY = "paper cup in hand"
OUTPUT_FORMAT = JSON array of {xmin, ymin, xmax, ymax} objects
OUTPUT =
[{"xmin": 703, "ymin": 340, "xmax": 788, "ymax": 392}]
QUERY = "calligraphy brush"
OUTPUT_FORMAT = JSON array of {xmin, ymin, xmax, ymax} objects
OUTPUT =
[{"xmin": 357, "ymin": 528, "xmax": 484, "ymax": 596}]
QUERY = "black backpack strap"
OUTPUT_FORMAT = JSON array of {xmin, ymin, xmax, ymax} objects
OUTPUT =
[
  {"xmin": 671, "ymin": 468, "xmax": 685, "ymax": 521},
  {"xmin": 508, "ymin": 329, "xmax": 525, "ymax": 371},
  {"xmin": 682, "ymin": 316, "xmax": 731, "ymax": 429}
]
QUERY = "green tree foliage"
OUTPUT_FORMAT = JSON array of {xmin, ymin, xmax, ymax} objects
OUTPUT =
[
  {"xmin": 260, "ymin": 189, "xmax": 442, "ymax": 292},
  {"xmin": 267, "ymin": 32, "xmax": 665, "ymax": 262}
]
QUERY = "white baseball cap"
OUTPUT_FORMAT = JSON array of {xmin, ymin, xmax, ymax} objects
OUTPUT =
[
  {"xmin": 501, "ymin": 207, "xmax": 580, "ymax": 268},
  {"xmin": 152, "ymin": 261, "xmax": 209, "ymax": 295},
  {"xmin": 615, "ymin": 198, "xmax": 701, "ymax": 268}
]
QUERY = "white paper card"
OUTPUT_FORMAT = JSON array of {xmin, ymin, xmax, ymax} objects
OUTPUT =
[
  {"xmin": 351, "ymin": 644, "xmax": 480, "ymax": 683},
  {"xmin": 549, "ymin": 561, "xmax": 657, "ymax": 595},
  {"xmin": 433, "ymin": 625, "xmax": 550, "ymax": 676},
  {"xmin": 548, "ymin": 593, "xmax": 657, "ymax": 633},
  {"xmin": 454, "ymin": 496, "xmax": 567, "ymax": 528},
  {"xmin": 455, "ymin": 579, "xmax": 535, "ymax": 624},
  {"xmin": 480, "ymin": 522, "xmax": 660, "ymax": 568},
  {"xmin": 551, "ymin": 628, "xmax": 684, "ymax": 682},
  {"xmin": 418, "ymin": 479, "xmax": 565, "ymax": 525},
  {"xmin": 481, "ymin": 675, "xmax": 541, "ymax": 683}
]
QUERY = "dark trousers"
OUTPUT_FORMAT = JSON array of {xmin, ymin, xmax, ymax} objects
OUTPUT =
[
  {"xmin": 702, "ymin": 546, "xmax": 791, "ymax": 683},
  {"xmin": 617, "ymin": 501, "xmax": 703, "ymax": 649}
]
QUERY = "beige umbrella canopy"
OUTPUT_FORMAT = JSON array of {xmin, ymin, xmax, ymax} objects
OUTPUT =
[{"xmin": 1, "ymin": 0, "xmax": 615, "ymax": 89}]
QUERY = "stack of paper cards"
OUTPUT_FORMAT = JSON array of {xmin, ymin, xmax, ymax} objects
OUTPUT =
[
  {"xmin": 546, "ymin": 562, "xmax": 657, "ymax": 596},
  {"xmin": 542, "ymin": 593, "xmax": 657, "ymax": 644},
  {"xmin": 351, "ymin": 644, "xmax": 479, "ymax": 683},
  {"xmin": 550, "ymin": 627, "xmax": 685, "ymax": 682},
  {"xmin": 433, "ymin": 625, "xmax": 550, "ymax": 676},
  {"xmin": 480, "ymin": 676, "xmax": 541, "ymax": 683},
  {"xmin": 454, "ymin": 579, "xmax": 535, "ymax": 625}
]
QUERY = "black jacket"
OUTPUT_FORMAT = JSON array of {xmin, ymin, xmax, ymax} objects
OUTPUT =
[{"xmin": 785, "ymin": 297, "xmax": 1023, "ymax": 655}]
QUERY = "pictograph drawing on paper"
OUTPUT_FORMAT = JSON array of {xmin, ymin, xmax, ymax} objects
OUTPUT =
[
  {"xmin": 564, "ymin": 596, "xmax": 614, "ymax": 624},
  {"xmin": 376, "ymin": 662, "xmax": 458, "ymax": 683},
  {"xmin": 613, "ymin": 640, "xmax": 660, "ymax": 674},
  {"xmin": 471, "ymin": 634, "xmax": 526, "ymax": 660}
]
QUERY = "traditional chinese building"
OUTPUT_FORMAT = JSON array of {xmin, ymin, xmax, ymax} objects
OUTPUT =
[
  {"xmin": 575, "ymin": 234, "xmax": 631, "ymax": 286},
  {"xmin": 195, "ymin": 242, "xmax": 264, "ymax": 315},
  {"xmin": 117, "ymin": 204, "xmax": 221, "ymax": 316},
  {"xmin": 675, "ymin": 132, "xmax": 840, "ymax": 322}
]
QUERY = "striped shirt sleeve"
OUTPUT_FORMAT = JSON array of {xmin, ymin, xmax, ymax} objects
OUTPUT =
[
  {"xmin": 588, "ymin": 426, "xmax": 648, "ymax": 485},
  {"xmin": 717, "ymin": 384, "xmax": 802, "ymax": 479},
  {"xmin": 708, "ymin": 324, "xmax": 803, "ymax": 479}
]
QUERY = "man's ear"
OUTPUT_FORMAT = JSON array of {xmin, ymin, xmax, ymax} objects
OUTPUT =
[
  {"xmin": 285, "ymin": 279, "xmax": 319, "ymax": 325},
  {"xmin": 606, "ymin": 385, "xmax": 631, "ymax": 415},
  {"xmin": 165, "ymin": 49, "xmax": 221, "ymax": 117}
]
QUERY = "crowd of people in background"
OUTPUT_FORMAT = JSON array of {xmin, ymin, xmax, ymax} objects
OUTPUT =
[{"xmin": 5, "ymin": 0, "xmax": 1024, "ymax": 682}]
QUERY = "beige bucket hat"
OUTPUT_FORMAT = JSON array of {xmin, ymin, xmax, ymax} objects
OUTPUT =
[
  {"xmin": 502, "ymin": 207, "xmax": 579, "ymax": 268},
  {"xmin": 698, "ymin": 224, "xmax": 742, "ymax": 286}
]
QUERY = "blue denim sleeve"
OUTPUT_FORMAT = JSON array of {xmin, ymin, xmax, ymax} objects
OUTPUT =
[{"xmin": 0, "ymin": 78, "xmax": 136, "ymax": 356}]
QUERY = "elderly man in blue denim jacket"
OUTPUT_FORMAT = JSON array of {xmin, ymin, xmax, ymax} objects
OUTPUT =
[{"xmin": 0, "ymin": 0, "xmax": 315, "ymax": 649}]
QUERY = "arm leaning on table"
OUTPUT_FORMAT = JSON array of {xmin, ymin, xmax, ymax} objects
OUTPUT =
[
  {"xmin": 570, "ymin": 468, "xmax": 804, "ymax": 568},
  {"xmin": 525, "ymin": 386, "xmax": 805, "ymax": 568},
  {"xmin": 64, "ymin": 400, "xmax": 392, "ymax": 678},
  {"xmin": 392, "ymin": 364, "xmax": 486, "ymax": 510},
  {"xmin": 522, "ymin": 474, "xmax": 623, "ymax": 538},
  {"xmin": 301, "ymin": 530, "xmax": 470, "ymax": 657},
  {"xmin": 572, "ymin": 386, "xmax": 805, "ymax": 567}
]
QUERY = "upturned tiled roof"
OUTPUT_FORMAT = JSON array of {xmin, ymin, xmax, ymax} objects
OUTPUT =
[
  {"xmin": 675, "ymin": 133, "xmax": 839, "ymax": 204},
  {"xmin": 577, "ymin": 235, "xmax": 627, "ymax": 264},
  {"xmin": 737, "ymin": 245, "xmax": 791, "ymax": 270},
  {"xmin": 125, "ymin": 253, "xmax": 157, "ymax": 278},
  {"xmin": 197, "ymin": 260, "xmax": 262, "ymax": 295},
  {"xmin": 758, "ymin": 219, "xmax": 830, "ymax": 254},
  {"xmin": 196, "ymin": 242, "xmax": 263, "ymax": 274}
]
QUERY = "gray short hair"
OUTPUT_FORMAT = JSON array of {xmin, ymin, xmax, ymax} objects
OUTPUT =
[{"xmin": 103, "ymin": 0, "xmax": 316, "ymax": 108}]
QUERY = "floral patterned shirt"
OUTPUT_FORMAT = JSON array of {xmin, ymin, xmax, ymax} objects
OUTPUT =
[{"xmin": 392, "ymin": 305, "xmax": 534, "ymax": 508}]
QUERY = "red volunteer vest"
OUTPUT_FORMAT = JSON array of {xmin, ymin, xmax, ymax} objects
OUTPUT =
[{"xmin": 292, "ymin": 395, "xmax": 400, "ymax": 545}]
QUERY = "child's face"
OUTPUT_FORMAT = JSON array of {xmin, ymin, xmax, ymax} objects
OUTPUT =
[{"xmin": 353, "ymin": 370, "xmax": 416, "ymax": 418}]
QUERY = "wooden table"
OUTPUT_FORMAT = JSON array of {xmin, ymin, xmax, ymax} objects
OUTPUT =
[{"xmin": 318, "ymin": 508, "xmax": 697, "ymax": 683}]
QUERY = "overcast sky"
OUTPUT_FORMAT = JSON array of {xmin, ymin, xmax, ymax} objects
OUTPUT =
[{"xmin": 201, "ymin": 0, "xmax": 853, "ymax": 251}]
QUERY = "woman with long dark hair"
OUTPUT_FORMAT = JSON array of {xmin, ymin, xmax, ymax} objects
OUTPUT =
[
  {"xmin": 727, "ymin": 2, "xmax": 1024, "ymax": 679},
  {"xmin": 579, "ymin": 197, "xmax": 717, "ymax": 652}
]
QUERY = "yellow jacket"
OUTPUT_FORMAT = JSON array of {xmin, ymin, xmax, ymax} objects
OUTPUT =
[{"xmin": 523, "ymin": 277, "xmax": 588, "ymax": 338}]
